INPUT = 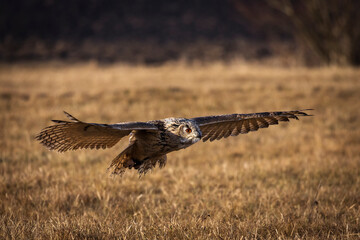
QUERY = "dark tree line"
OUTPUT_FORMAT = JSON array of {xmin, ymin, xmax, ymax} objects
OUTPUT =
[
  {"xmin": 1, "ymin": 0, "xmax": 359, "ymax": 65},
  {"xmin": 235, "ymin": 0, "xmax": 360, "ymax": 66}
]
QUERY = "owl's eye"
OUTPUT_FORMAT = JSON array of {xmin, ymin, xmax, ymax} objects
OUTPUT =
[{"xmin": 185, "ymin": 128, "xmax": 192, "ymax": 133}]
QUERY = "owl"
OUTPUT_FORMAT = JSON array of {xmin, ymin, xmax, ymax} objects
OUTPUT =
[{"xmin": 36, "ymin": 110, "xmax": 312, "ymax": 175}]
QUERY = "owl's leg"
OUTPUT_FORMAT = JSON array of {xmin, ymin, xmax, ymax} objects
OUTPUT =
[{"xmin": 136, "ymin": 155, "xmax": 167, "ymax": 176}]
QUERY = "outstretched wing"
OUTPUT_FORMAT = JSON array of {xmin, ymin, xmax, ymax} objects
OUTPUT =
[
  {"xmin": 191, "ymin": 109, "xmax": 313, "ymax": 142},
  {"xmin": 35, "ymin": 111, "xmax": 158, "ymax": 152}
]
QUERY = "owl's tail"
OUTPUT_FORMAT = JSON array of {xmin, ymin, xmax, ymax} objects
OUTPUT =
[{"xmin": 108, "ymin": 143, "xmax": 137, "ymax": 176}]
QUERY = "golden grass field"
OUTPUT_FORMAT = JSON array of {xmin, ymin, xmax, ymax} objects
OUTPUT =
[{"xmin": 0, "ymin": 62, "xmax": 359, "ymax": 239}]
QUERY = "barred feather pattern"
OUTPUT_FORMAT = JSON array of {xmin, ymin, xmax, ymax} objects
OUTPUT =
[
  {"xmin": 35, "ymin": 121, "xmax": 129, "ymax": 152},
  {"xmin": 197, "ymin": 110, "xmax": 312, "ymax": 142}
]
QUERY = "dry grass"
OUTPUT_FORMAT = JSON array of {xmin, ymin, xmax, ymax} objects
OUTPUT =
[{"xmin": 0, "ymin": 62, "xmax": 359, "ymax": 239}]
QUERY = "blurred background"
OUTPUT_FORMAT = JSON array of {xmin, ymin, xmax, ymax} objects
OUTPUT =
[{"xmin": 1, "ymin": 0, "xmax": 359, "ymax": 66}]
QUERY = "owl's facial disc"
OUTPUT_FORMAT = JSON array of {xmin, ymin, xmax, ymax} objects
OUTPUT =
[{"xmin": 180, "ymin": 123, "xmax": 202, "ymax": 144}]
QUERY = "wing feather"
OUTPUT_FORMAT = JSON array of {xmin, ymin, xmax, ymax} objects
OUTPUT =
[
  {"xmin": 256, "ymin": 118, "xmax": 269, "ymax": 128},
  {"xmin": 241, "ymin": 119, "xmax": 250, "ymax": 133},
  {"xmin": 209, "ymin": 126, "xmax": 223, "ymax": 142},
  {"xmin": 264, "ymin": 117, "xmax": 278, "ymax": 125},
  {"xmin": 231, "ymin": 122, "xmax": 241, "ymax": 136},
  {"xmin": 202, "ymin": 125, "xmax": 218, "ymax": 141},
  {"xmin": 249, "ymin": 119, "xmax": 259, "ymax": 131},
  {"xmin": 222, "ymin": 122, "xmax": 234, "ymax": 138},
  {"xmin": 36, "ymin": 112, "xmax": 158, "ymax": 152},
  {"xmin": 192, "ymin": 109, "xmax": 313, "ymax": 142},
  {"xmin": 215, "ymin": 123, "xmax": 228, "ymax": 140}
]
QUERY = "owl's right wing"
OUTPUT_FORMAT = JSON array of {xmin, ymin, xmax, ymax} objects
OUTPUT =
[
  {"xmin": 35, "ymin": 111, "xmax": 158, "ymax": 152},
  {"xmin": 191, "ymin": 109, "xmax": 313, "ymax": 142}
]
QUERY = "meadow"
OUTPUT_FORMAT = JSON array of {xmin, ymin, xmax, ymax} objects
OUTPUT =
[{"xmin": 0, "ymin": 62, "xmax": 359, "ymax": 239}]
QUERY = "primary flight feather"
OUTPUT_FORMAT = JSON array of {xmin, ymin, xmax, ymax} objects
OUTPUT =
[{"xmin": 36, "ymin": 109, "xmax": 313, "ymax": 175}]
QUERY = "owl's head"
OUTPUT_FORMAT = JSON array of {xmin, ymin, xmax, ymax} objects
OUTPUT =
[{"xmin": 164, "ymin": 118, "xmax": 202, "ymax": 144}]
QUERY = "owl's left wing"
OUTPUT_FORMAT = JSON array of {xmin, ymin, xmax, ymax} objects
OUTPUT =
[{"xmin": 191, "ymin": 109, "xmax": 313, "ymax": 142}]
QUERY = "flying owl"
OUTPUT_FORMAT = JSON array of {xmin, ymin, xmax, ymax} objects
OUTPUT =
[{"xmin": 36, "ymin": 110, "xmax": 312, "ymax": 175}]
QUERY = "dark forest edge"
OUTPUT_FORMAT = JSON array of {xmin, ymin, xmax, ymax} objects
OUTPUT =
[{"xmin": 1, "ymin": 0, "xmax": 359, "ymax": 66}]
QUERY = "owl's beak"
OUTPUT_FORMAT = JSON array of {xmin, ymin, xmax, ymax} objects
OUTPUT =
[
  {"xmin": 189, "ymin": 131, "xmax": 202, "ymax": 144},
  {"xmin": 193, "ymin": 132, "xmax": 202, "ymax": 143}
]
